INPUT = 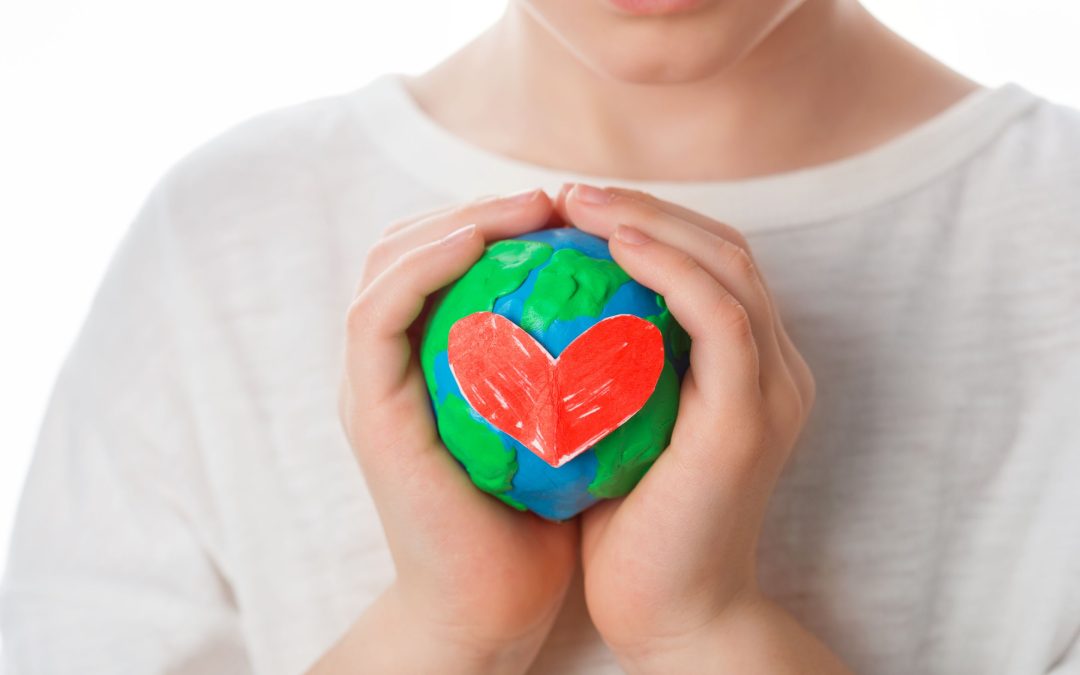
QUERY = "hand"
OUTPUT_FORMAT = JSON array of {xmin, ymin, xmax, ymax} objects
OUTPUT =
[
  {"xmin": 314, "ymin": 189, "xmax": 578, "ymax": 675},
  {"xmin": 554, "ymin": 183, "xmax": 850, "ymax": 673}
]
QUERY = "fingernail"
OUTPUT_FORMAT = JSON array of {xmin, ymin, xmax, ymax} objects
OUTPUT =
[
  {"xmin": 440, "ymin": 223, "xmax": 477, "ymax": 246},
  {"xmin": 502, "ymin": 187, "xmax": 542, "ymax": 204},
  {"xmin": 571, "ymin": 183, "xmax": 613, "ymax": 205},
  {"xmin": 614, "ymin": 224, "xmax": 651, "ymax": 245}
]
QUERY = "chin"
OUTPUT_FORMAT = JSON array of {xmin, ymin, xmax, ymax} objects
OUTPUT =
[
  {"xmin": 575, "ymin": 29, "xmax": 751, "ymax": 84},
  {"xmin": 519, "ymin": 0, "xmax": 808, "ymax": 85}
]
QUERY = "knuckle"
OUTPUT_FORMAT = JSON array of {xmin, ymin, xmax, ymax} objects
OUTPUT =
[
  {"xmin": 721, "ymin": 241, "xmax": 757, "ymax": 281},
  {"xmin": 715, "ymin": 221, "xmax": 751, "ymax": 250},
  {"xmin": 710, "ymin": 291, "xmax": 753, "ymax": 339},
  {"xmin": 344, "ymin": 292, "xmax": 375, "ymax": 336},
  {"xmin": 394, "ymin": 244, "xmax": 428, "ymax": 271},
  {"xmin": 673, "ymin": 251, "xmax": 704, "ymax": 277},
  {"xmin": 612, "ymin": 191, "xmax": 658, "ymax": 218},
  {"xmin": 731, "ymin": 230, "xmax": 753, "ymax": 252},
  {"xmin": 364, "ymin": 238, "xmax": 395, "ymax": 270}
]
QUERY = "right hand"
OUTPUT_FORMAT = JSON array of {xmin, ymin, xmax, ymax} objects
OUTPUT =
[{"xmin": 314, "ymin": 188, "xmax": 578, "ymax": 675}]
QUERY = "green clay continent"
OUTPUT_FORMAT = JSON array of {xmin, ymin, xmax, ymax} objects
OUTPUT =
[
  {"xmin": 587, "ymin": 360, "xmax": 681, "ymax": 498},
  {"xmin": 520, "ymin": 248, "xmax": 631, "ymax": 333},
  {"xmin": 646, "ymin": 295, "xmax": 692, "ymax": 360},
  {"xmin": 435, "ymin": 395, "xmax": 527, "ymax": 510},
  {"xmin": 585, "ymin": 294, "xmax": 689, "ymax": 497},
  {"xmin": 420, "ymin": 239, "xmax": 553, "ymax": 399}
]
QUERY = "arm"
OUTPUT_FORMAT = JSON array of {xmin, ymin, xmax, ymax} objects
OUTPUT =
[{"xmin": 0, "ymin": 179, "xmax": 251, "ymax": 673}]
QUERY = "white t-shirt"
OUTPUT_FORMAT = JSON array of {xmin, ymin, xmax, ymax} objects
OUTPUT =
[{"xmin": 3, "ymin": 72, "xmax": 1080, "ymax": 675}]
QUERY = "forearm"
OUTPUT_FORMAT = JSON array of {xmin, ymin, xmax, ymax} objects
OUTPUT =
[
  {"xmin": 305, "ymin": 583, "xmax": 542, "ymax": 675},
  {"xmin": 614, "ymin": 597, "xmax": 853, "ymax": 675}
]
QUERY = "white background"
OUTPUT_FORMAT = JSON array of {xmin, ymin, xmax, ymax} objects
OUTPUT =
[{"xmin": 1, "ymin": 0, "xmax": 1079, "ymax": 621}]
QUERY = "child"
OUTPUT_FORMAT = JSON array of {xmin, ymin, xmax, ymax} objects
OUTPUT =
[{"xmin": 4, "ymin": 0, "xmax": 1079, "ymax": 672}]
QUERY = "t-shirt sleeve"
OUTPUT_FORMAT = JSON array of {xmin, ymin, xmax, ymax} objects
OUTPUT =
[{"xmin": 0, "ymin": 172, "xmax": 252, "ymax": 673}]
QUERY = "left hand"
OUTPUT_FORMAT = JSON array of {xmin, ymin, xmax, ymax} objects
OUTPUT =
[{"xmin": 555, "ymin": 183, "xmax": 846, "ymax": 672}]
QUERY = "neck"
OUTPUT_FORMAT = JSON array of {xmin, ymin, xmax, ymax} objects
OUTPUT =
[{"xmin": 407, "ymin": 0, "xmax": 977, "ymax": 181}]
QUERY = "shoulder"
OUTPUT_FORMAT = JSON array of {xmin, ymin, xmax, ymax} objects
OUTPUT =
[
  {"xmin": 130, "ymin": 78, "xmax": 410, "ymax": 298},
  {"xmin": 999, "ymin": 92, "xmax": 1080, "ymax": 161},
  {"xmin": 928, "ymin": 88, "xmax": 1080, "ymax": 275},
  {"xmin": 959, "ymin": 90, "xmax": 1080, "ymax": 217},
  {"xmin": 71, "ymin": 83, "xmax": 394, "ymax": 388},
  {"xmin": 946, "ymin": 92, "xmax": 1080, "ymax": 329},
  {"xmin": 155, "ymin": 84, "xmax": 377, "ymax": 237}
]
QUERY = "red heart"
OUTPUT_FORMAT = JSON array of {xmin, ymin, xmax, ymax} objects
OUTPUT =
[{"xmin": 447, "ymin": 312, "xmax": 665, "ymax": 468}]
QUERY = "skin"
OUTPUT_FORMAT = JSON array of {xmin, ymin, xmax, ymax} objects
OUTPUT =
[
  {"xmin": 310, "ymin": 0, "xmax": 979, "ymax": 672},
  {"xmin": 316, "ymin": 189, "xmax": 579, "ymax": 675},
  {"xmin": 407, "ymin": 0, "xmax": 976, "ymax": 180}
]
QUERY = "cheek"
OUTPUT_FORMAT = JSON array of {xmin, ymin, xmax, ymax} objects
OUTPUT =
[{"xmin": 519, "ymin": 0, "xmax": 809, "ymax": 84}]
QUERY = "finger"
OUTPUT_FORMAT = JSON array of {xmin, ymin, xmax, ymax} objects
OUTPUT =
[
  {"xmin": 604, "ymin": 189, "xmax": 795, "ymax": 393},
  {"xmin": 346, "ymin": 224, "xmax": 485, "ymax": 403},
  {"xmin": 544, "ymin": 182, "xmax": 574, "ymax": 228},
  {"xmin": 566, "ymin": 184, "xmax": 761, "ymax": 306},
  {"xmin": 572, "ymin": 178, "xmax": 803, "ymax": 396},
  {"xmin": 360, "ymin": 188, "xmax": 553, "ymax": 288},
  {"xmin": 595, "ymin": 186, "xmax": 815, "ymax": 408},
  {"xmin": 595, "ymin": 185, "xmax": 778, "ymax": 320},
  {"xmin": 598, "ymin": 189, "xmax": 816, "ymax": 442},
  {"xmin": 384, "ymin": 187, "xmax": 548, "ymax": 243},
  {"xmin": 772, "ymin": 318, "xmax": 816, "ymax": 426},
  {"xmin": 380, "ymin": 202, "xmax": 457, "ymax": 237},
  {"xmin": 570, "ymin": 184, "xmax": 815, "ymax": 417},
  {"xmin": 552, "ymin": 181, "xmax": 574, "ymax": 215},
  {"xmin": 601, "ymin": 190, "xmax": 814, "ymax": 446},
  {"xmin": 607, "ymin": 224, "xmax": 761, "ymax": 407},
  {"xmin": 378, "ymin": 192, "xmax": 509, "ymax": 237},
  {"xmin": 561, "ymin": 184, "xmax": 750, "ymax": 250},
  {"xmin": 566, "ymin": 184, "xmax": 785, "ymax": 386}
]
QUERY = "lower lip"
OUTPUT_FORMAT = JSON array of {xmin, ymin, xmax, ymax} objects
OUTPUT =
[{"xmin": 604, "ymin": 0, "xmax": 706, "ymax": 16}]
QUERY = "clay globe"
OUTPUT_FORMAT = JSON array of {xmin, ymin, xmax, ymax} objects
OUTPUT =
[{"xmin": 419, "ymin": 228, "xmax": 690, "ymax": 520}]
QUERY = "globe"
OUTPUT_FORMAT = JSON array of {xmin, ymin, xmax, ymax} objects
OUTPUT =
[{"xmin": 419, "ymin": 228, "xmax": 690, "ymax": 520}]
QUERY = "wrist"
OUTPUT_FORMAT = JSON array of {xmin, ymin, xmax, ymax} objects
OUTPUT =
[
  {"xmin": 307, "ymin": 583, "xmax": 545, "ymax": 675},
  {"xmin": 607, "ymin": 590, "xmax": 764, "ymax": 674},
  {"xmin": 611, "ymin": 594, "xmax": 851, "ymax": 675},
  {"xmin": 385, "ymin": 582, "xmax": 547, "ymax": 675}
]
